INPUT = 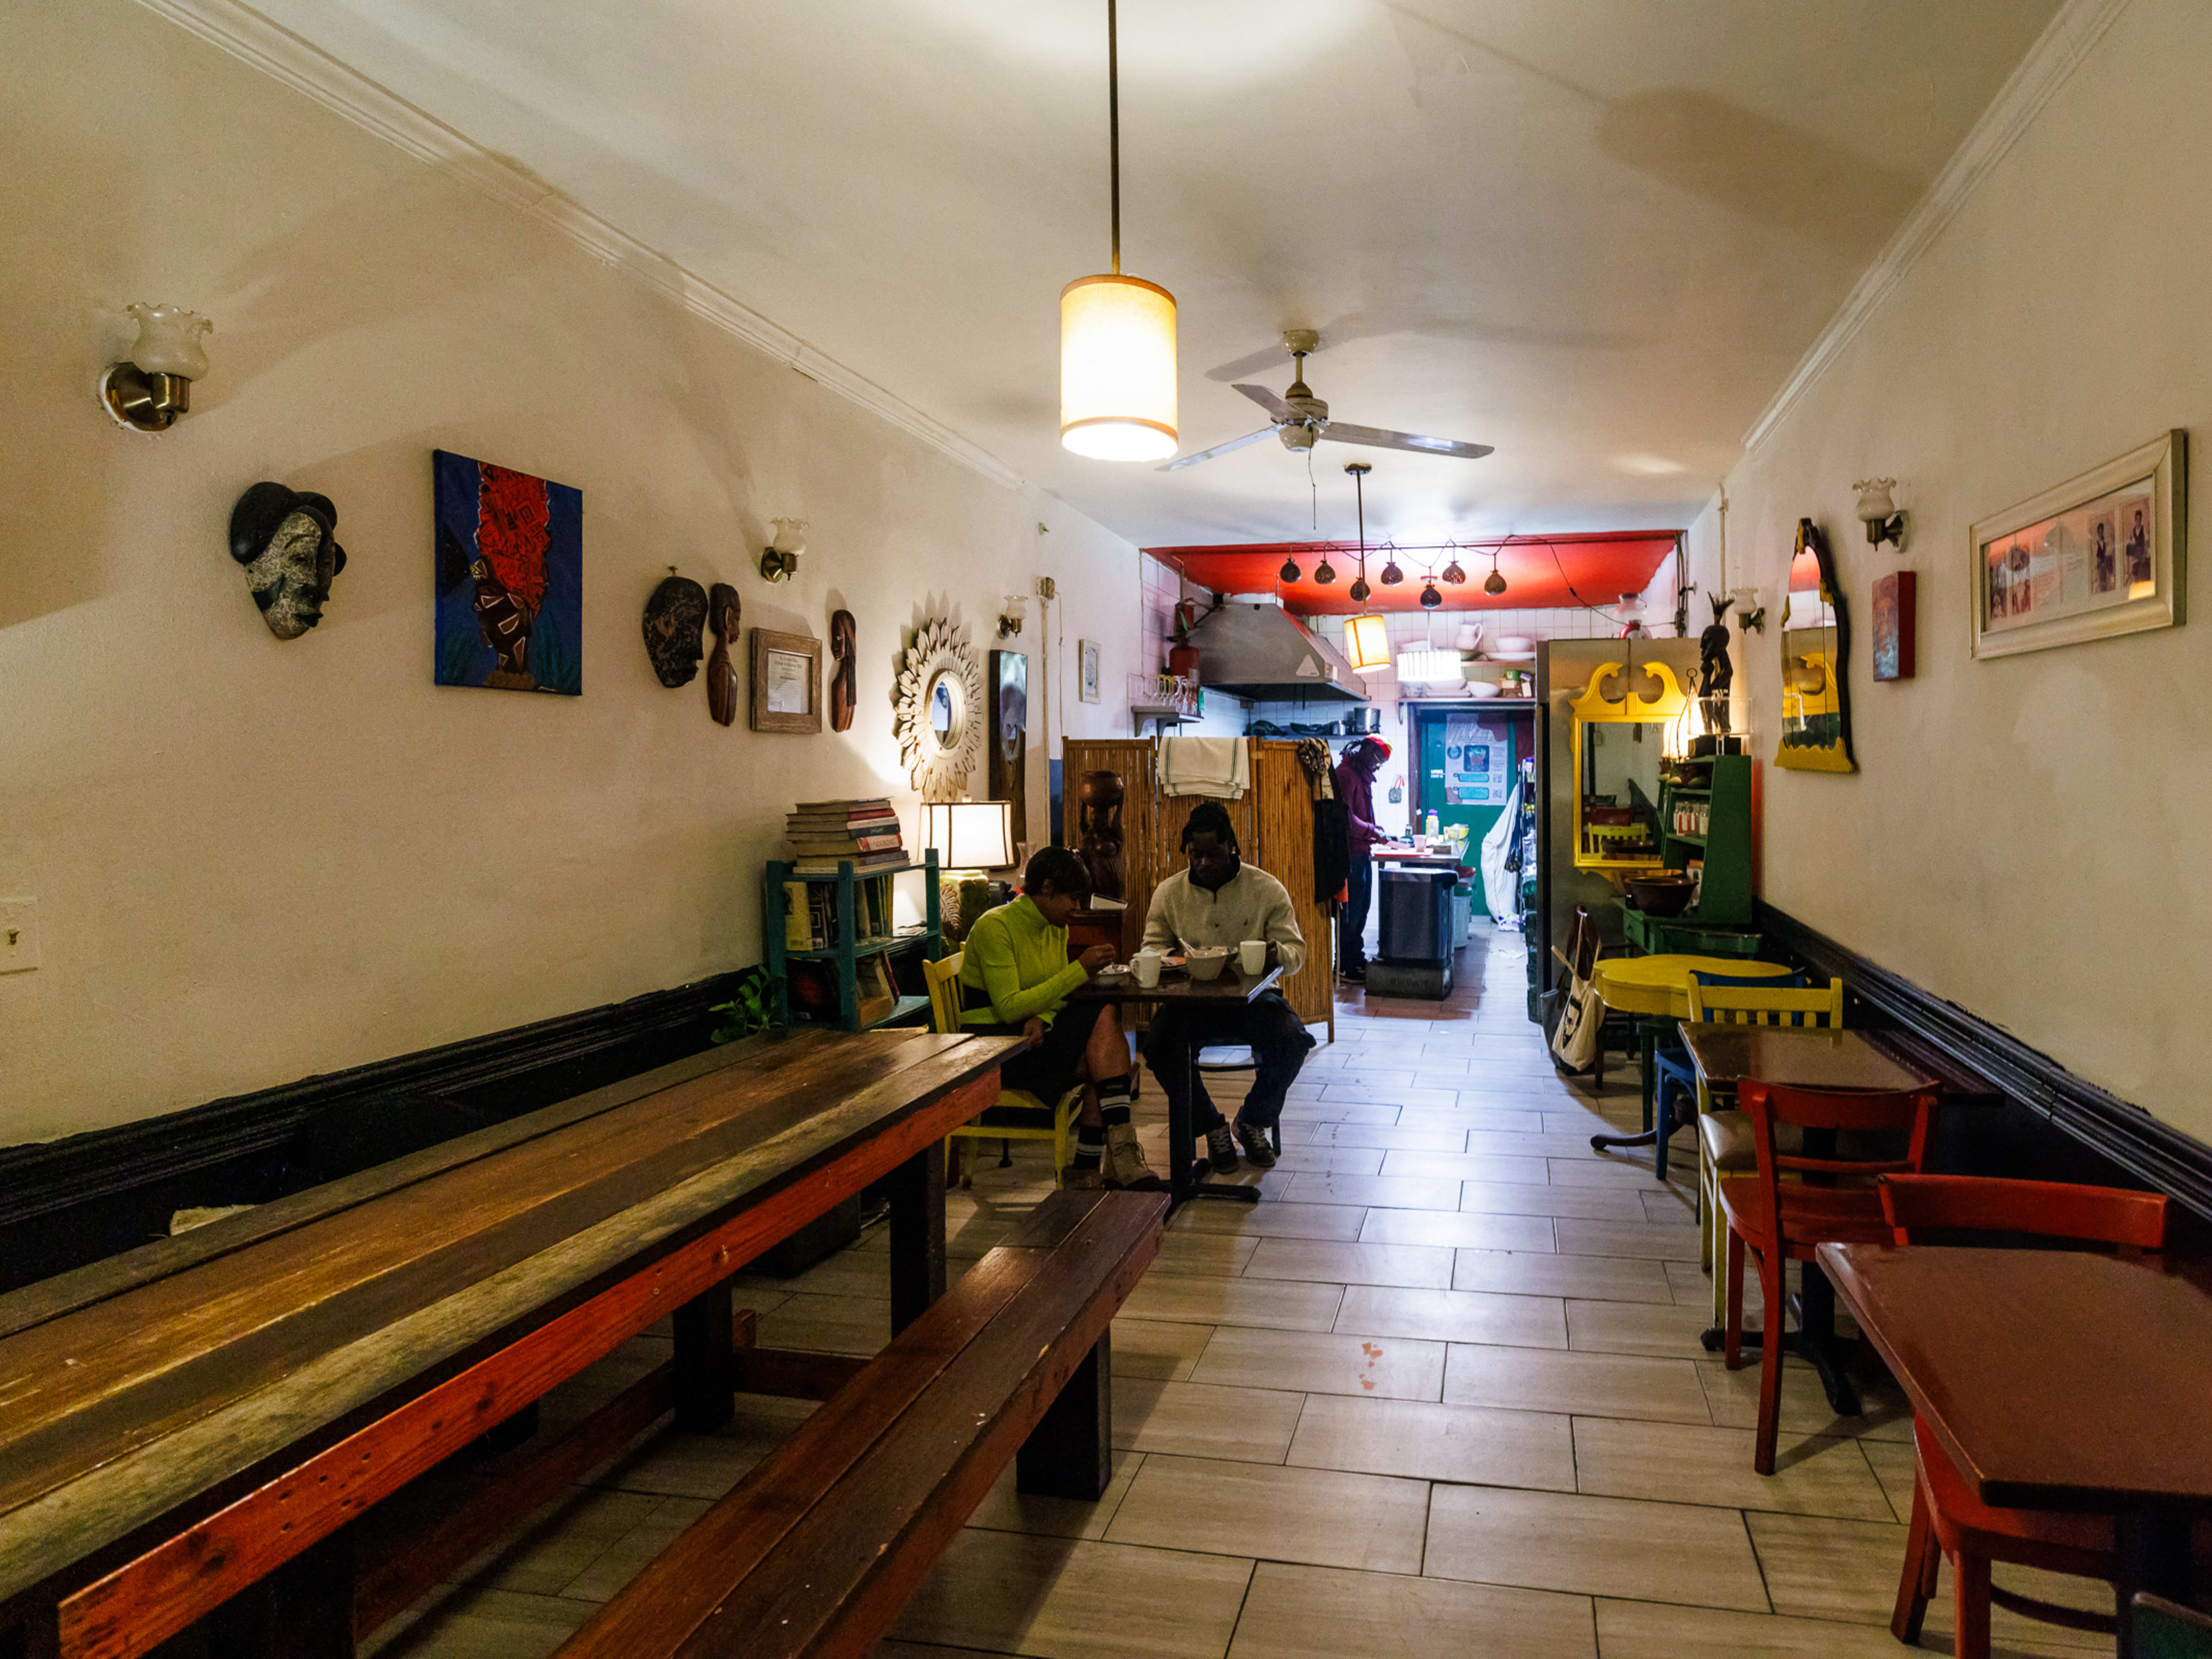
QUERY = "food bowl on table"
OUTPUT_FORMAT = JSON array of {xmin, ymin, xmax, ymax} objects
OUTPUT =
[
  {"xmin": 1623, "ymin": 874, "xmax": 1697, "ymax": 917},
  {"xmin": 1183, "ymin": 945, "xmax": 1230, "ymax": 981}
]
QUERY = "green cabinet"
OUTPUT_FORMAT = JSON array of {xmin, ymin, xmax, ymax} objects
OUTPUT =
[
  {"xmin": 1624, "ymin": 754, "xmax": 1762, "ymax": 956},
  {"xmin": 763, "ymin": 853, "xmax": 941, "ymax": 1030}
]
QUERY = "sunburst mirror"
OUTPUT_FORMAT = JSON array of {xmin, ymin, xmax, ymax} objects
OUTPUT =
[{"xmin": 895, "ymin": 618, "xmax": 983, "ymax": 801}]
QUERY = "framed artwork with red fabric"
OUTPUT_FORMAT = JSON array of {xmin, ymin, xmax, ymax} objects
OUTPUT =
[{"xmin": 434, "ymin": 450, "xmax": 583, "ymax": 694}]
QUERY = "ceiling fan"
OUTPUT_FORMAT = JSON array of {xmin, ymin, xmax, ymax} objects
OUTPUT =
[{"xmin": 1159, "ymin": 328, "xmax": 1495, "ymax": 472}]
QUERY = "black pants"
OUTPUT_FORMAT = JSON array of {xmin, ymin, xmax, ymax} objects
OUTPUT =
[
  {"xmin": 1142, "ymin": 990, "xmax": 1314, "ymax": 1134},
  {"xmin": 1341, "ymin": 858, "xmax": 1373, "ymax": 973},
  {"xmin": 971, "ymin": 1002, "xmax": 1109, "ymax": 1101}
]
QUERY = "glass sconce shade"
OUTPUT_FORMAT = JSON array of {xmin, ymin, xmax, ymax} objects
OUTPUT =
[{"xmin": 127, "ymin": 303, "xmax": 211, "ymax": 379}]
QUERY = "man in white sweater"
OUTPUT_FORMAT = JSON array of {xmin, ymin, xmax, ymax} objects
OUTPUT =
[{"xmin": 1139, "ymin": 801, "xmax": 1316, "ymax": 1171}]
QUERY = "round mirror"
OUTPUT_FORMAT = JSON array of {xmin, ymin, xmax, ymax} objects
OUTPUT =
[{"xmin": 926, "ymin": 670, "xmax": 964, "ymax": 750}]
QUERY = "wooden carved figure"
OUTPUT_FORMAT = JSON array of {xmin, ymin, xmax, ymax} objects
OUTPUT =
[
  {"xmin": 642, "ymin": 574, "xmax": 707, "ymax": 688},
  {"xmin": 1077, "ymin": 770, "xmax": 1126, "ymax": 900},
  {"xmin": 1699, "ymin": 592, "xmax": 1736, "ymax": 700},
  {"xmin": 706, "ymin": 582, "xmax": 739, "ymax": 724},
  {"xmin": 830, "ymin": 608, "xmax": 857, "ymax": 732}
]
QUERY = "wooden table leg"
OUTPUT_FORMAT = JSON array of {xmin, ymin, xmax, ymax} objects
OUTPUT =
[
  {"xmin": 1016, "ymin": 1331, "xmax": 1111, "ymax": 1501},
  {"xmin": 886, "ymin": 1142, "xmax": 946, "ymax": 1334},
  {"xmin": 673, "ymin": 1278, "xmax": 736, "ymax": 1433},
  {"xmin": 2115, "ymin": 1507, "xmax": 2196, "ymax": 1659}
]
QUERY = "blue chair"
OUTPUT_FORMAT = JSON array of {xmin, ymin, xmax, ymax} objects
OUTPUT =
[{"xmin": 1649, "ymin": 970, "xmax": 1809, "ymax": 1182}]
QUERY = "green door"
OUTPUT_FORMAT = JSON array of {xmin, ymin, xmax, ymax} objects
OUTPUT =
[{"xmin": 1416, "ymin": 707, "xmax": 1524, "ymax": 845}]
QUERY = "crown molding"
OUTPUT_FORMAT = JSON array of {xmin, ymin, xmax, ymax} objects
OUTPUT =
[
  {"xmin": 1740, "ymin": 0, "xmax": 2134, "ymax": 454},
  {"xmin": 134, "ymin": 0, "xmax": 1028, "ymax": 493}
]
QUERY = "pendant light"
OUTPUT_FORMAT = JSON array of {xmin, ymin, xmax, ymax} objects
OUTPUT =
[
  {"xmin": 1060, "ymin": 0, "xmax": 1177, "ymax": 463},
  {"xmin": 1279, "ymin": 554, "xmax": 1301, "ymax": 583},
  {"xmin": 1380, "ymin": 546, "xmax": 1404, "ymax": 586},
  {"xmin": 1419, "ymin": 577, "xmax": 1444, "ymax": 609},
  {"xmin": 1441, "ymin": 546, "xmax": 1467, "ymax": 585},
  {"xmin": 1483, "ymin": 543, "xmax": 1508, "ymax": 596},
  {"xmin": 1313, "ymin": 554, "xmax": 1336, "ymax": 585},
  {"xmin": 1342, "ymin": 462, "xmax": 1391, "ymax": 672}
]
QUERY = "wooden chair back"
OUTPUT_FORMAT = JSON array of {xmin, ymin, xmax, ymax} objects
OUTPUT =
[
  {"xmin": 923, "ymin": 950, "xmax": 965, "ymax": 1037},
  {"xmin": 1687, "ymin": 975, "xmax": 1843, "ymax": 1029},
  {"xmin": 1878, "ymin": 1173, "xmax": 2168, "ymax": 1253},
  {"xmin": 1734, "ymin": 1080, "xmax": 1940, "ymax": 1244}
]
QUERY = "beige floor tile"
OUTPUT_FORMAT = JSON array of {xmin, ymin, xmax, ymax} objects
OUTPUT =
[
  {"xmin": 558, "ymin": 1495, "xmax": 713, "ymax": 1599},
  {"xmin": 367, "ymin": 1586, "xmax": 592, "ymax": 1659},
  {"xmin": 1424, "ymin": 1484, "xmax": 1767, "ymax": 1611},
  {"xmin": 967, "ymin": 1448, "xmax": 1145, "ymax": 1541},
  {"xmin": 1336, "ymin": 1285, "xmax": 1568, "ymax": 1350},
  {"xmin": 1452, "ymin": 1248, "xmax": 1676, "ymax": 1305},
  {"xmin": 1858, "ymin": 1435, "xmax": 1915, "ymax": 1520},
  {"xmin": 1459, "ymin": 1181, "xmax": 1650, "ymax": 1221},
  {"xmin": 1106, "ymin": 1455, "xmax": 1429, "ymax": 1574},
  {"xmin": 1461, "ymin": 1130, "xmax": 1636, "ymax": 1160},
  {"xmin": 1265, "ymin": 1144, "xmax": 1387, "ymax": 1174},
  {"xmin": 1226, "ymin": 1561, "xmax": 1595, "ymax": 1659},
  {"xmin": 592, "ymin": 1405, "xmax": 808, "ymax": 1501},
  {"xmin": 756, "ymin": 1291, "xmax": 892, "ymax": 1356},
  {"xmin": 1171, "ymin": 1202, "xmax": 1368, "ymax": 1241},
  {"xmin": 1112, "ymin": 1378, "xmax": 1303, "ymax": 1463},
  {"xmin": 1639, "ymin": 1185, "xmax": 1699, "ymax": 1224},
  {"xmin": 1695, "ymin": 1358, "xmax": 1915, "ymax": 1442},
  {"xmin": 1277, "ymin": 1099, "xmax": 1401, "ymax": 1124},
  {"xmin": 1145, "ymin": 1229, "xmax": 1260, "ymax": 1278},
  {"xmin": 1571, "ymin": 1415, "xmax": 1895, "ymax": 1521},
  {"xmin": 1111, "ymin": 1317, "xmax": 1215, "ymax": 1380},
  {"xmin": 1444, "ymin": 1343, "xmax": 1711, "ymax": 1425},
  {"xmin": 1564, "ymin": 1298, "xmax": 1719, "ymax": 1360},
  {"xmin": 1120, "ymin": 1272, "xmax": 1343, "ymax": 1331},
  {"xmin": 893, "ymin": 1528, "xmax": 1251, "ymax": 1659},
  {"xmin": 1283, "ymin": 1172, "xmax": 1468, "ymax": 1210},
  {"xmin": 1380, "ymin": 1149, "xmax": 1553, "ymax": 1184},
  {"xmin": 1553, "ymin": 1218, "xmax": 1704, "ymax": 1262},
  {"xmin": 1542, "ymin": 1109, "xmax": 1615, "ymax": 1134},
  {"xmin": 1747, "ymin": 1510, "xmax": 2114, "ymax": 1652},
  {"xmin": 1306, "ymin": 1122, "xmax": 1474, "ymax": 1152},
  {"xmin": 1596, "ymin": 1598, "xmax": 1942, "ymax": 1657},
  {"xmin": 463, "ymin": 1487, "xmax": 665, "ymax": 1595},
  {"xmin": 1286, "ymin": 1393, "xmax": 1575, "ymax": 1491},
  {"xmin": 1190, "ymin": 1325, "xmax": 1446, "ymax": 1401},
  {"xmin": 1247, "ymin": 1237, "xmax": 1457, "ymax": 1289},
  {"xmin": 1357, "ymin": 1207, "xmax": 1556, "ymax": 1252},
  {"xmin": 1546, "ymin": 1157, "xmax": 1685, "ymax": 1188}
]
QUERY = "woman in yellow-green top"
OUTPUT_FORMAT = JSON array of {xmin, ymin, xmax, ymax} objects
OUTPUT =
[{"xmin": 957, "ymin": 846, "xmax": 1156, "ymax": 1189}]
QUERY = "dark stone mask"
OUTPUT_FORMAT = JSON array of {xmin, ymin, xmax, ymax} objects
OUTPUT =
[
  {"xmin": 644, "ymin": 575, "xmax": 708, "ymax": 687},
  {"xmin": 230, "ymin": 482, "xmax": 346, "ymax": 641}
]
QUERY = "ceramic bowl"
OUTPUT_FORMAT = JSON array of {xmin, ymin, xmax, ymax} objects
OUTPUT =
[
  {"xmin": 1184, "ymin": 946, "xmax": 1229, "ymax": 981},
  {"xmin": 1496, "ymin": 634, "xmax": 1537, "ymax": 656},
  {"xmin": 1467, "ymin": 681, "xmax": 1502, "ymax": 699},
  {"xmin": 1624, "ymin": 874, "xmax": 1696, "ymax": 917}
]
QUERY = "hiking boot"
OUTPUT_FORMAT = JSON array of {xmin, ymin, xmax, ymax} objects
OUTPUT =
[
  {"xmin": 1205, "ymin": 1124, "xmax": 1240, "ymax": 1173},
  {"xmin": 1234, "ymin": 1120, "xmax": 1278, "ymax": 1169},
  {"xmin": 1104, "ymin": 1123, "xmax": 1162, "ymax": 1190}
]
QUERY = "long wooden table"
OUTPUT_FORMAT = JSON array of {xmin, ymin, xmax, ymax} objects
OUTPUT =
[
  {"xmin": 0, "ymin": 1028, "xmax": 1018, "ymax": 1658},
  {"xmin": 1822, "ymin": 1243, "xmax": 2212, "ymax": 1658}
]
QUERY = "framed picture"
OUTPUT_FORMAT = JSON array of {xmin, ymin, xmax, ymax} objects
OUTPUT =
[
  {"xmin": 1077, "ymin": 638, "xmax": 1100, "ymax": 703},
  {"xmin": 750, "ymin": 628, "xmax": 821, "ymax": 733},
  {"xmin": 1969, "ymin": 430, "xmax": 2186, "ymax": 660},
  {"xmin": 1872, "ymin": 571, "xmax": 1916, "ymax": 681},
  {"xmin": 433, "ymin": 450, "xmax": 583, "ymax": 695}
]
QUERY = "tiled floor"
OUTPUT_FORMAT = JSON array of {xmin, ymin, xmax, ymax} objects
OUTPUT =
[{"xmin": 367, "ymin": 926, "xmax": 2115, "ymax": 1658}]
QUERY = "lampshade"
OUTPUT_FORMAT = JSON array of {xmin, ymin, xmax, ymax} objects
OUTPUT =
[
  {"xmin": 126, "ymin": 302, "xmax": 211, "ymax": 380},
  {"xmin": 922, "ymin": 800, "xmax": 1016, "ymax": 870},
  {"xmin": 1344, "ymin": 613, "xmax": 1391, "ymax": 672},
  {"xmin": 1060, "ymin": 275, "xmax": 1177, "ymax": 461}
]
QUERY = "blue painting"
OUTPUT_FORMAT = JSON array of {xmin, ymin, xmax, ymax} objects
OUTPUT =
[{"xmin": 434, "ymin": 449, "xmax": 582, "ymax": 694}]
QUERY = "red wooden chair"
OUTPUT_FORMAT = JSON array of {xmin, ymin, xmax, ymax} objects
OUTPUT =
[
  {"xmin": 1716, "ymin": 1080, "xmax": 1939, "ymax": 1475},
  {"xmin": 1878, "ymin": 1174, "xmax": 2169, "ymax": 1659}
]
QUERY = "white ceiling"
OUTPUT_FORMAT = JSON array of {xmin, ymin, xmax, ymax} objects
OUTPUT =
[{"xmin": 246, "ymin": 0, "xmax": 2058, "ymax": 546}]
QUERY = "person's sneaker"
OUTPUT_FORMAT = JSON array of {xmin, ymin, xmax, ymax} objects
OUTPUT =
[
  {"xmin": 1234, "ymin": 1120, "xmax": 1278, "ymax": 1168},
  {"xmin": 1103, "ymin": 1123, "xmax": 1162, "ymax": 1189},
  {"xmin": 1205, "ymin": 1124, "xmax": 1240, "ymax": 1173},
  {"xmin": 1063, "ymin": 1163, "xmax": 1105, "ymax": 1191}
]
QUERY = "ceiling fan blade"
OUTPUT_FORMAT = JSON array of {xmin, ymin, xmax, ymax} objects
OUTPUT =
[
  {"xmin": 1230, "ymin": 382, "xmax": 1295, "ymax": 421},
  {"xmin": 1157, "ymin": 426, "xmax": 1278, "ymax": 472},
  {"xmin": 1320, "ymin": 422, "xmax": 1494, "ymax": 461}
]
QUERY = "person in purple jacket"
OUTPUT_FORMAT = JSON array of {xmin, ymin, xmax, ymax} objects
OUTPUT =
[{"xmin": 1332, "ymin": 738, "xmax": 1390, "ymax": 980}]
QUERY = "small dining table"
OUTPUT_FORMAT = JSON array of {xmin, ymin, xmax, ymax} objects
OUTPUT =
[
  {"xmin": 1822, "ymin": 1243, "xmax": 2212, "ymax": 1658},
  {"xmin": 1679, "ymin": 1024, "xmax": 1942, "ymax": 1414},
  {"xmin": 1067, "ymin": 961, "xmax": 1283, "ymax": 1208},
  {"xmin": 1586, "ymin": 953, "xmax": 1794, "ymax": 1159}
]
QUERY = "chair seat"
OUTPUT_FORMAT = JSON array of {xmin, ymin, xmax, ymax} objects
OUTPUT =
[
  {"xmin": 1915, "ymin": 1418, "xmax": 2115, "ymax": 1564},
  {"xmin": 1698, "ymin": 1110, "xmax": 1803, "ymax": 1171},
  {"xmin": 1716, "ymin": 1173, "xmax": 1891, "ymax": 1252},
  {"xmin": 1195, "ymin": 1046, "xmax": 1256, "ymax": 1070}
]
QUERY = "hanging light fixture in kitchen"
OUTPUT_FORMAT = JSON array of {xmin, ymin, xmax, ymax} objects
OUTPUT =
[
  {"xmin": 1483, "ymin": 543, "xmax": 1509, "ymax": 596},
  {"xmin": 1342, "ymin": 462, "xmax": 1391, "ymax": 672},
  {"xmin": 1059, "ymin": 0, "xmax": 1177, "ymax": 462}
]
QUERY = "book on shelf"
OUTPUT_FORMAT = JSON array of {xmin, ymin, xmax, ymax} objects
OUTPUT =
[
  {"xmin": 855, "ymin": 953, "xmax": 900, "ymax": 1027},
  {"xmin": 781, "ymin": 881, "xmax": 813, "ymax": 952},
  {"xmin": 787, "ymin": 832, "xmax": 903, "ymax": 856},
  {"xmin": 789, "ymin": 798, "xmax": 899, "ymax": 828},
  {"xmin": 791, "ymin": 850, "xmax": 907, "ymax": 874},
  {"xmin": 779, "ymin": 869, "xmax": 903, "ymax": 949}
]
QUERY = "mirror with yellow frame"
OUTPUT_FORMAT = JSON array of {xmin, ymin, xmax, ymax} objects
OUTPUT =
[
  {"xmin": 1569, "ymin": 660, "xmax": 1690, "ymax": 869},
  {"xmin": 1776, "ymin": 518, "xmax": 1857, "ymax": 773}
]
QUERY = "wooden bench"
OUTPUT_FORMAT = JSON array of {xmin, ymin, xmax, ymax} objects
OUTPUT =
[{"xmin": 553, "ymin": 1185, "xmax": 1167, "ymax": 1659}]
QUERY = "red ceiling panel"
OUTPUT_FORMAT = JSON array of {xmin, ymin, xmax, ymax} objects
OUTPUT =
[{"xmin": 1146, "ymin": 531, "xmax": 1680, "ymax": 614}]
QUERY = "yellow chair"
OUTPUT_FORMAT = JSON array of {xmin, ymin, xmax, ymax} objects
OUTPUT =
[
  {"xmin": 923, "ymin": 952, "xmax": 1083, "ymax": 1188},
  {"xmin": 1687, "ymin": 976, "xmax": 1846, "ymax": 1329}
]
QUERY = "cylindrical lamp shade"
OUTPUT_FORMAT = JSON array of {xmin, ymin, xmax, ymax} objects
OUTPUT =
[
  {"xmin": 922, "ymin": 801, "xmax": 1016, "ymax": 870},
  {"xmin": 1344, "ymin": 613, "xmax": 1391, "ymax": 672},
  {"xmin": 1060, "ymin": 274, "xmax": 1177, "ymax": 461}
]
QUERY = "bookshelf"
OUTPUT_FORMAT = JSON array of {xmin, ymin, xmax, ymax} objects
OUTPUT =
[{"xmin": 763, "ymin": 852, "xmax": 942, "ymax": 1031}]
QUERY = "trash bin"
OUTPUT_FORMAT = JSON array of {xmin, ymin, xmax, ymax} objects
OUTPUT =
[{"xmin": 1378, "ymin": 869, "xmax": 1454, "ymax": 964}]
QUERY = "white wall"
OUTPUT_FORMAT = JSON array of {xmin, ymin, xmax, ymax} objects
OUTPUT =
[
  {"xmin": 1679, "ymin": 0, "xmax": 2212, "ymax": 1141},
  {"xmin": 0, "ymin": 0, "xmax": 1145, "ymax": 1143}
]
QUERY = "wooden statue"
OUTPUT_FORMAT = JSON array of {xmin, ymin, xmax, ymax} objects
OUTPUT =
[
  {"xmin": 830, "ymin": 608, "xmax": 857, "ymax": 732},
  {"xmin": 1077, "ymin": 770, "xmax": 1126, "ymax": 900},
  {"xmin": 643, "ymin": 574, "xmax": 707, "ymax": 688},
  {"xmin": 706, "ymin": 582, "xmax": 739, "ymax": 725},
  {"xmin": 1699, "ymin": 592, "xmax": 1736, "ymax": 700}
]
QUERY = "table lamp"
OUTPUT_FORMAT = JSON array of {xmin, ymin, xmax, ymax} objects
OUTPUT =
[{"xmin": 922, "ymin": 801, "xmax": 1016, "ymax": 939}]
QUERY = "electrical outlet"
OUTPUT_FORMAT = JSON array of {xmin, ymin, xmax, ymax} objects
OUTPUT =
[{"xmin": 0, "ymin": 899, "xmax": 37, "ymax": 974}]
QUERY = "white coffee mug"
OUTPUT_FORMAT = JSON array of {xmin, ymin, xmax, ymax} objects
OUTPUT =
[
  {"xmin": 1131, "ymin": 948, "xmax": 1163, "ymax": 988},
  {"xmin": 1238, "ymin": 939, "xmax": 1268, "ymax": 976}
]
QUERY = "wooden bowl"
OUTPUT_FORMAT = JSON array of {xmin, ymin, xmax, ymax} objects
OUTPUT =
[{"xmin": 1624, "ymin": 874, "xmax": 1696, "ymax": 917}]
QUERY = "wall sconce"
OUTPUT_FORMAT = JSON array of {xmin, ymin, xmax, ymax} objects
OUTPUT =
[
  {"xmin": 997, "ymin": 594, "xmax": 1026, "ymax": 638},
  {"xmin": 1854, "ymin": 478, "xmax": 1907, "ymax": 550},
  {"xmin": 759, "ymin": 517, "xmax": 808, "ymax": 582},
  {"xmin": 1730, "ymin": 584, "xmax": 1767, "ymax": 635},
  {"xmin": 101, "ymin": 304, "xmax": 212, "ymax": 433}
]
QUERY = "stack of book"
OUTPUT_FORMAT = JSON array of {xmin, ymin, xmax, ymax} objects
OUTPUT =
[{"xmin": 786, "ymin": 798, "xmax": 904, "ymax": 873}]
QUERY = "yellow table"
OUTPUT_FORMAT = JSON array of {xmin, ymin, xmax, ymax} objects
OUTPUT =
[{"xmin": 1588, "ymin": 954, "xmax": 1793, "ymax": 1169}]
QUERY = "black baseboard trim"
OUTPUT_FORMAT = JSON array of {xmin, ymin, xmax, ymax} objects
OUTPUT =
[
  {"xmin": 0, "ymin": 970, "xmax": 750, "ymax": 1276},
  {"xmin": 1758, "ymin": 902, "xmax": 2212, "ymax": 1223}
]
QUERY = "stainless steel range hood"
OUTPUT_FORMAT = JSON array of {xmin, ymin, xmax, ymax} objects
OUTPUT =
[{"xmin": 1187, "ymin": 597, "xmax": 1367, "ymax": 703}]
